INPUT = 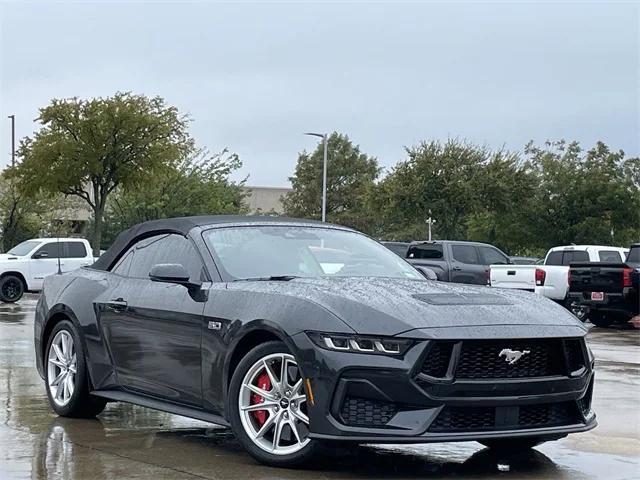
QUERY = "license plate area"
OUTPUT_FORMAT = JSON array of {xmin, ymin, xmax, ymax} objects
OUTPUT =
[{"xmin": 590, "ymin": 292, "xmax": 604, "ymax": 301}]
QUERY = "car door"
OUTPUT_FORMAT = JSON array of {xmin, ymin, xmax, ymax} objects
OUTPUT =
[
  {"xmin": 29, "ymin": 243, "xmax": 63, "ymax": 290},
  {"xmin": 449, "ymin": 244, "xmax": 486, "ymax": 284},
  {"xmin": 99, "ymin": 234, "xmax": 208, "ymax": 407}
]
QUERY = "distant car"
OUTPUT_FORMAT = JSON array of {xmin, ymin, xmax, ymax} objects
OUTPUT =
[
  {"xmin": 381, "ymin": 241, "xmax": 410, "ymax": 257},
  {"xmin": 34, "ymin": 216, "xmax": 595, "ymax": 466},
  {"xmin": 406, "ymin": 240, "xmax": 509, "ymax": 285},
  {"xmin": 567, "ymin": 244, "xmax": 640, "ymax": 327},
  {"xmin": 509, "ymin": 256, "xmax": 540, "ymax": 265},
  {"xmin": 0, "ymin": 238, "xmax": 95, "ymax": 303}
]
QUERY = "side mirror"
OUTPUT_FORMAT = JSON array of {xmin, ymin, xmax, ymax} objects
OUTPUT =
[
  {"xmin": 149, "ymin": 263, "xmax": 201, "ymax": 291},
  {"xmin": 33, "ymin": 251, "xmax": 49, "ymax": 259},
  {"xmin": 415, "ymin": 266, "xmax": 438, "ymax": 281}
]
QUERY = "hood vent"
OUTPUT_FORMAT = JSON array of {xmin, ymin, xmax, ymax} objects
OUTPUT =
[{"xmin": 412, "ymin": 293, "xmax": 512, "ymax": 306}]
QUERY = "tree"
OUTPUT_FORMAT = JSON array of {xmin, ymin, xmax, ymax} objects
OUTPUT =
[
  {"xmin": 282, "ymin": 133, "xmax": 380, "ymax": 233},
  {"xmin": 525, "ymin": 140, "xmax": 640, "ymax": 248},
  {"xmin": 101, "ymin": 149, "xmax": 247, "ymax": 247},
  {"xmin": 0, "ymin": 174, "xmax": 41, "ymax": 251},
  {"xmin": 12, "ymin": 92, "xmax": 194, "ymax": 255}
]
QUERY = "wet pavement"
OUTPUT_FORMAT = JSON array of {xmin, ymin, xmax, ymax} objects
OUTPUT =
[{"xmin": 1, "ymin": 295, "xmax": 638, "ymax": 479}]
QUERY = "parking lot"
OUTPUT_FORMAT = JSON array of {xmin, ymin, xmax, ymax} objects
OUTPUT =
[{"xmin": 1, "ymin": 295, "xmax": 638, "ymax": 480}]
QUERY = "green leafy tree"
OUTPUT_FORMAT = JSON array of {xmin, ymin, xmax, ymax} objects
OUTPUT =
[
  {"xmin": 100, "ymin": 149, "xmax": 247, "ymax": 247},
  {"xmin": 526, "ymin": 140, "xmax": 640, "ymax": 248},
  {"xmin": 12, "ymin": 92, "xmax": 194, "ymax": 255},
  {"xmin": 283, "ymin": 133, "xmax": 380, "ymax": 233},
  {"xmin": 0, "ymin": 174, "xmax": 41, "ymax": 251},
  {"xmin": 372, "ymin": 139, "xmax": 539, "ymax": 253}
]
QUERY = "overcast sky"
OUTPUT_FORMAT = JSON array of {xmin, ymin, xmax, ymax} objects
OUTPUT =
[{"xmin": 1, "ymin": 1, "xmax": 638, "ymax": 187}]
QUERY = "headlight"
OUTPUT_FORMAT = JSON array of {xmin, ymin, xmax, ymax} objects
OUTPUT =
[{"xmin": 306, "ymin": 331, "xmax": 413, "ymax": 355}]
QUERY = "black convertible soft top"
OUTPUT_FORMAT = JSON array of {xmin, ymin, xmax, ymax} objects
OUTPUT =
[{"xmin": 91, "ymin": 215, "xmax": 326, "ymax": 271}]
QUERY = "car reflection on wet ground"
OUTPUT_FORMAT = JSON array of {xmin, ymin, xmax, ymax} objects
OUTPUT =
[{"xmin": 1, "ymin": 296, "xmax": 638, "ymax": 479}]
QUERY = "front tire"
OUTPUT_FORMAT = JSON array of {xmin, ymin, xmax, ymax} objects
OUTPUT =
[
  {"xmin": 228, "ymin": 341, "xmax": 321, "ymax": 466},
  {"xmin": 0, "ymin": 274, "xmax": 24, "ymax": 303},
  {"xmin": 44, "ymin": 320, "xmax": 106, "ymax": 417}
]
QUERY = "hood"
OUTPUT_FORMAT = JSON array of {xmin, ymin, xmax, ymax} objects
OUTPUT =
[
  {"xmin": 0, "ymin": 253, "xmax": 22, "ymax": 261},
  {"xmin": 228, "ymin": 277, "xmax": 586, "ymax": 336}
]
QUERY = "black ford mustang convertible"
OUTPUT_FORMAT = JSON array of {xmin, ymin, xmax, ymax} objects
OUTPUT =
[{"xmin": 34, "ymin": 216, "xmax": 596, "ymax": 466}]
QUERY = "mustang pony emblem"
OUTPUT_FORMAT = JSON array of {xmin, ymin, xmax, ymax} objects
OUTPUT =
[{"xmin": 499, "ymin": 348, "xmax": 530, "ymax": 365}]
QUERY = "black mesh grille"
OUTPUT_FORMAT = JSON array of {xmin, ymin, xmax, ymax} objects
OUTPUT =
[
  {"xmin": 428, "ymin": 402, "xmax": 580, "ymax": 433},
  {"xmin": 455, "ymin": 339, "xmax": 567, "ymax": 379},
  {"xmin": 518, "ymin": 403, "xmax": 578, "ymax": 428},
  {"xmin": 429, "ymin": 406, "xmax": 495, "ymax": 432},
  {"xmin": 421, "ymin": 342, "xmax": 454, "ymax": 377},
  {"xmin": 339, "ymin": 397, "xmax": 398, "ymax": 427}
]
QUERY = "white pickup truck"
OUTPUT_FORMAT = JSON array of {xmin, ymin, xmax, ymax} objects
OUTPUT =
[
  {"xmin": 490, "ymin": 245, "xmax": 629, "ymax": 317},
  {"xmin": 0, "ymin": 238, "xmax": 95, "ymax": 303}
]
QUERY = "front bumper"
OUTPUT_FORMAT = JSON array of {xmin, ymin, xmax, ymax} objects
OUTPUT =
[{"xmin": 291, "ymin": 327, "xmax": 596, "ymax": 442}]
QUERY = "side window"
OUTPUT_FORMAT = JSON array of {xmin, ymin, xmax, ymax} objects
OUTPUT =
[
  {"xmin": 33, "ymin": 243, "xmax": 61, "ymax": 259},
  {"xmin": 128, "ymin": 234, "xmax": 205, "ymax": 280},
  {"xmin": 480, "ymin": 246, "xmax": 508, "ymax": 265},
  {"xmin": 63, "ymin": 241, "xmax": 87, "ymax": 258},
  {"xmin": 546, "ymin": 251, "xmax": 563, "ymax": 266},
  {"xmin": 407, "ymin": 244, "xmax": 443, "ymax": 260},
  {"xmin": 112, "ymin": 249, "xmax": 134, "ymax": 276},
  {"xmin": 598, "ymin": 250, "xmax": 622, "ymax": 263},
  {"xmin": 451, "ymin": 245, "xmax": 481, "ymax": 265}
]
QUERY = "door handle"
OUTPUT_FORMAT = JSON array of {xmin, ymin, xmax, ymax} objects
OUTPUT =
[
  {"xmin": 105, "ymin": 298, "xmax": 128, "ymax": 312},
  {"xmin": 452, "ymin": 266, "xmax": 462, "ymax": 271}
]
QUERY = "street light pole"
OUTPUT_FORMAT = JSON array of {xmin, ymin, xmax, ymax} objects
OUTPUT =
[
  {"xmin": 304, "ymin": 132, "xmax": 328, "ymax": 222},
  {"xmin": 7, "ymin": 115, "xmax": 15, "ymax": 167},
  {"xmin": 426, "ymin": 209, "xmax": 437, "ymax": 241}
]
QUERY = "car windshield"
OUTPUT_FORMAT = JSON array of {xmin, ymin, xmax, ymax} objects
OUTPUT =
[
  {"xmin": 628, "ymin": 247, "xmax": 640, "ymax": 263},
  {"xmin": 203, "ymin": 226, "xmax": 422, "ymax": 281},
  {"xmin": 7, "ymin": 240, "xmax": 40, "ymax": 256}
]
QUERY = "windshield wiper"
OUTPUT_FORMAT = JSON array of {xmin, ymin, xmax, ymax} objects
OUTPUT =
[{"xmin": 233, "ymin": 275, "xmax": 301, "ymax": 282}]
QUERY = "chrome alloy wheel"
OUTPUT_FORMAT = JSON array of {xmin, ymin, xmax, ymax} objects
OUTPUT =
[
  {"xmin": 47, "ymin": 330, "xmax": 77, "ymax": 407},
  {"xmin": 238, "ymin": 353, "xmax": 310, "ymax": 455}
]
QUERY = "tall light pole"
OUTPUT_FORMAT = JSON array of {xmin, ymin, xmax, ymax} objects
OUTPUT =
[
  {"xmin": 304, "ymin": 132, "xmax": 328, "ymax": 222},
  {"xmin": 7, "ymin": 115, "xmax": 15, "ymax": 167}
]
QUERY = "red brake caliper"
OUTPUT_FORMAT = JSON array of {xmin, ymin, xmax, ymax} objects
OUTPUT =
[{"xmin": 250, "ymin": 371, "xmax": 271, "ymax": 426}]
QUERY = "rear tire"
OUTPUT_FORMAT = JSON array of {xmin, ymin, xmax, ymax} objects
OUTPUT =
[
  {"xmin": 228, "ymin": 340, "xmax": 322, "ymax": 467},
  {"xmin": 44, "ymin": 320, "xmax": 106, "ymax": 418},
  {"xmin": 479, "ymin": 437, "xmax": 547, "ymax": 451},
  {"xmin": 0, "ymin": 274, "xmax": 24, "ymax": 303}
]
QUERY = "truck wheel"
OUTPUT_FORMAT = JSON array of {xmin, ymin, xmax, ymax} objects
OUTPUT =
[
  {"xmin": 0, "ymin": 275, "xmax": 25, "ymax": 303},
  {"xmin": 589, "ymin": 312, "xmax": 613, "ymax": 328}
]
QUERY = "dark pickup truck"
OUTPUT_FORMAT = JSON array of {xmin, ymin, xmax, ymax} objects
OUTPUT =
[
  {"xmin": 404, "ymin": 240, "xmax": 510, "ymax": 285},
  {"xmin": 568, "ymin": 243, "xmax": 640, "ymax": 327}
]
